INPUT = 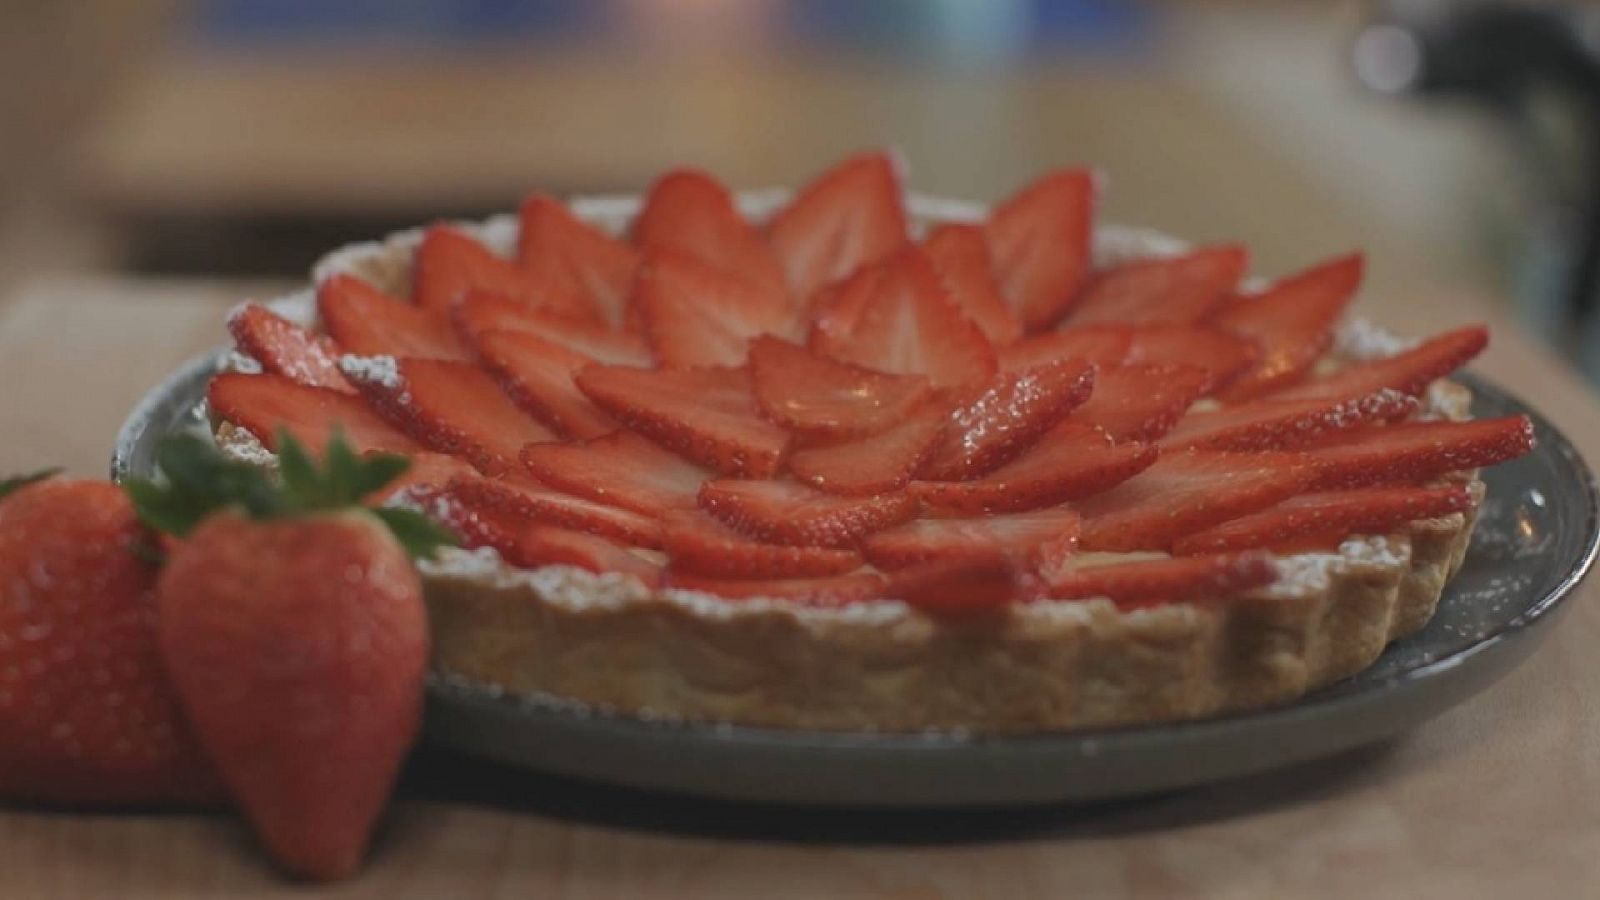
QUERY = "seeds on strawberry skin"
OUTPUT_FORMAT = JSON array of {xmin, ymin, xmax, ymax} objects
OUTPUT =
[
  {"xmin": 228, "ymin": 303, "xmax": 354, "ymax": 393},
  {"xmin": 698, "ymin": 479, "xmax": 917, "ymax": 549},
  {"xmin": 662, "ymin": 511, "xmax": 864, "ymax": 578},
  {"xmin": 1172, "ymin": 484, "xmax": 1476, "ymax": 555}
]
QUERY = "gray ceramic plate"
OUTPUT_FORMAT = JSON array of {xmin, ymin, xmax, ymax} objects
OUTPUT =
[{"xmin": 113, "ymin": 361, "xmax": 1597, "ymax": 808}]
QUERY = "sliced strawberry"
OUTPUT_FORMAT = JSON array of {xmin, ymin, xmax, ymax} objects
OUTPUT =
[
  {"xmin": 472, "ymin": 329, "xmax": 618, "ymax": 439},
  {"xmin": 807, "ymin": 261, "xmax": 883, "ymax": 338},
  {"xmin": 1304, "ymin": 415, "xmax": 1535, "ymax": 489},
  {"xmin": 1172, "ymin": 484, "xmax": 1476, "ymax": 556},
  {"xmin": 985, "ymin": 168, "xmax": 1095, "ymax": 331},
  {"xmin": 811, "ymin": 245, "xmax": 997, "ymax": 388},
  {"xmin": 364, "ymin": 451, "xmax": 479, "ymax": 504},
  {"xmin": 513, "ymin": 525, "xmax": 664, "ymax": 587},
  {"xmin": 520, "ymin": 430, "xmax": 708, "ymax": 518},
  {"xmin": 636, "ymin": 249, "xmax": 797, "ymax": 368},
  {"xmin": 1075, "ymin": 449, "xmax": 1313, "ymax": 552},
  {"xmin": 665, "ymin": 570, "xmax": 887, "ymax": 605},
  {"xmin": 413, "ymin": 225, "xmax": 596, "ymax": 319},
  {"xmin": 227, "ymin": 304, "xmax": 353, "ymax": 392},
  {"xmin": 632, "ymin": 168, "xmax": 790, "ymax": 303},
  {"xmin": 208, "ymin": 372, "xmax": 420, "ymax": 454},
  {"xmin": 788, "ymin": 402, "xmax": 949, "ymax": 495},
  {"xmin": 517, "ymin": 194, "xmax": 640, "ymax": 328},
  {"xmin": 910, "ymin": 423, "xmax": 1157, "ymax": 514},
  {"xmin": 766, "ymin": 150, "xmax": 908, "ymax": 301},
  {"xmin": 922, "ymin": 223, "xmax": 1023, "ymax": 344},
  {"xmin": 317, "ymin": 274, "xmax": 468, "ymax": 361},
  {"xmin": 1160, "ymin": 389, "xmax": 1417, "ymax": 452},
  {"xmin": 448, "ymin": 474, "xmax": 662, "ymax": 548},
  {"xmin": 698, "ymin": 479, "xmax": 917, "ymax": 549},
  {"xmin": 1269, "ymin": 325, "xmax": 1489, "ymax": 403},
  {"xmin": 452, "ymin": 289, "xmax": 652, "ymax": 367},
  {"xmin": 662, "ymin": 511, "xmax": 863, "ymax": 578},
  {"xmin": 863, "ymin": 506, "xmax": 1081, "ymax": 574},
  {"xmin": 1210, "ymin": 253, "xmax": 1363, "ymax": 401},
  {"xmin": 397, "ymin": 482, "xmax": 527, "ymax": 556},
  {"xmin": 1064, "ymin": 244, "xmax": 1249, "ymax": 327},
  {"xmin": 342, "ymin": 357, "xmax": 555, "ymax": 475},
  {"xmin": 998, "ymin": 325, "xmax": 1133, "ymax": 373},
  {"xmin": 883, "ymin": 558, "xmax": 1029, "ymax": 613},
  {"xmin": 1042, "ymin": 552, "xmax": 1278, "ymax": 608},
  {"xmin": 575, "ymin": 364, "xmax": 789, "ymax": 477},
  {"xmin": 1070, "ymin": 364, "xmax": 1209, "ymax": 443},
  {"xmin": 919, "ymin": 358, "xmax": 1095, "ymax": 480},
  {"xmin": 1123, "ymin": 325, "xmax": 1260, "ymax": 396},
  {"xmin": 749, "ymin": 335, "xmax": 931, "ymax": 437}
]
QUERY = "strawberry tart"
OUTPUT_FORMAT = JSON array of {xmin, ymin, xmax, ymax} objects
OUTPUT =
[{"xmin": 209, "ymin": 151, "xmax": 1534, "ymax": 733}]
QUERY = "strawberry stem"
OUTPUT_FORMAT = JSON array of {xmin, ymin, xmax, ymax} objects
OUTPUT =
[{"xmin": 0, "ymin": 468, "xmax": 62, "ymax": 502}]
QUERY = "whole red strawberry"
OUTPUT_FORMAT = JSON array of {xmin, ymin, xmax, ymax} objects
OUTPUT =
[
  {"xmin": 0, "ymin": 471, "xmax": 221, "ymax": 806},
  {"xmin": 129, "ymin": 432, "xmax": 452, "ymax": 881}
]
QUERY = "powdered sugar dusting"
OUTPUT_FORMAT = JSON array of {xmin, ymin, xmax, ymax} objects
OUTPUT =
[
  {"xmin": 223, "ymin": 349, "xmax": 263, "ymax": 375},
  {"xmin": 339, "ymin": 354, "xmax": 401, "ymax": 389},
  {"xmin": 1335, "ymin": 317, "xmax": 1419, "ymax": 360}
]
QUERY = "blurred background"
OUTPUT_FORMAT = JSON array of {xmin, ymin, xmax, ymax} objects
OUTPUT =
[{"xmin": 4, "ymin": 0, "xmax": 1600, "ymax": 377}]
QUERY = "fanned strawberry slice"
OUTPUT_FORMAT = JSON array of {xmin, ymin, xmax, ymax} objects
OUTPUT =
[
  {"xmin": 1210, "ymin": 252, "xmax": 1363, "ymax": 401},
  {"xmin": 1070, "ymin": 364, "xmax": 1210, "ymax": 443},
  {"xmin": 472, "ymin": 330, "xmax": 618, "ymax": 439},
  {"xmin": 632, "ymin": 168, "xmax": 790, "ymax": 303},
  {"xmin": 911, "ymin": 423, "xmax": 1157, "ymax": 514},
  {"xmin": 575, "ymin": 364, "xmax": 789, "ymax": 477},
  {"xmin": 1269, "ymin": 325, "xmax": 1490, "ymax": 403},
  {"xmin": 922, "ymin": 223, "xmax": 1023, "ymax": 344},
  {"xmin": 1124, "ymin": 325, "xmax": 1259, "ymax": 396},
  {"xmin": 766, "ymin": 150, "xmax": 908, "ymax": 301},
  {"xmin": 452, "ymin": 289, "xmax": 652, "ymax": 367},
  {"xmin": 208, "ymin": 372, "xmax": 421, "ymax": 454},
  {"xmin": 1041, "ymin": 552, "xmax": 1277, "ymax": 608},
  {"xmin": 998, "ymin": 325, "xmax": 1133, "ymax": 373},
  {"xmin": 749, "ymin": 335, "xmax": 931, "ymax": 437},
  {"xmin": 413, "ymin": 225, "xmax": 596, "ymax": 319},
  {"xmin": 1064, "ymin": 244, "xmax": 1249, "ymax": 327},
  {"xmin": 919, "ymin": 358, "xmax": 1095, "ymax": 480},
  {"xmin": 317, "ymin": 274, "xmax": 468, "ymax": 360},
  {"xmin": 636, "ymin": 249, "xmax": 798, "ymax": 368},
  {"xmin": 398, "ymin": 482, "xmax": 527, "ymax": 555},
  {"xmin": 520, "ymin": 430, "xmax": 709, "ymax": 518},
  {"xmin": 698, "ymin": 479, "xmax": 916, "ymax": 549},
  {"xmin": 985, "ymin": 168, "xmax": 1095, "ymax": 331},
  {"xmin": 1076, "ymin": 449, "xmax": 1314, "ymax": 552},
  {"xmin": 517, "ymin": 195, "xmax": 641, "ymax": 328},
  {"xmin": 1172, "ymin": 485, "xmax": 1476, "ymax": 555},
  {"xmin": 863, "ymin": 506, "xmax": 1081, "ymax": 574},
  {"xmin": 807, "ymin": 261, "xmax": 882, "ymax": 338},
  {"xmin": 788, "ymin": 402, "xmax": 949, "ymax": 495},
  {"xmin": 1160, "ymin": 389, "xmax": 1418, "ymax": 452},
  {"xmin": 365, "ymin": 451, "xmax": 479, "ymax": 504},
  {"xmin": 662, "ymin": 511, "xmax": 863, "ymax": 578},
  {"xmin": 1304, "ymin": 415, "xmax": 1535, "ymax": 489},
  {"xmin": 513, "ymin": 525, "xmax": 664, "ymax": 587},
  {"xmin": 227, "ymin": 304, "xmax": 353, "ymax": 392},
  {"xmin": 341, "ymin": 356, "xmax": 555, "ymax": 475},
  {"xmin": 665, "ymin": 571, "xmax": 887, "ymax": 605},
  {"xmin": 448, "ymin": 474, "xmax": 662, "ymax": 548},
  {"xmin": 883, "ymin": 558, "xmax": 1029, "ymax": 613}
]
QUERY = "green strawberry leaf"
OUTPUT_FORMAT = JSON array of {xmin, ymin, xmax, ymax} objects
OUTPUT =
[
  {"xmin": 0, "ymin": 468, "xmax": 62, "ymax": 503},
  {"xmin": 371, "ymin": 506, "xmax": 458, "ymax": 560}
]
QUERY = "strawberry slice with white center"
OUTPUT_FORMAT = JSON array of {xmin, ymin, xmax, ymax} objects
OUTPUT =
[
  {"xmin": 788, "ymin": 402, "xmax": 949, "ymax": 495},
  {"xmin": 413, "ymin": 225, "xmax": 597, "ymax": 320},
  {"xmin": 910, "ymin": 423, "xmax": 1157, "ymax": 514},
  {"xmin": 1069, "ymin": 364, "xmax": 1210, "ymax": 443},
  {"xmin": 998, "ymin": 325, "xmax": 1133, "ymax": 373},
  {"xmin": 472, "ymin": 330, "xmax": 618, "ymax": 439},
  {"xmin": 575, "ymin": 364, "xmax": 790, "ymax": 477},
  {"xmin": 317, "ymin": 274, "xmax": 468, "ymax": 361},
  {"xmin": 512, "ymin": 525, "xmax": 664, "ymax": 587},
  {"xmin": 208, "ymin": 372, "xmax": 421, "ymax": 455},
  {"xmin": 807, "ymin": 261, "xmax": 883, "ymax": 338},
  {"xmin": 448, "ymin": 474, "xmax": 662, "ymax": 548},
  {"xmin": 985, "ymin": 168, "xmax": 1095, "ymax": 331},
  {"xmin": 517, "ymin": 195, "xmax": 641, "ymax": 329},
  {"xmin": 766, "ymin": 150, "xmax": 909, "ymax": 301},
  {"xmin": 1042, "ymin": 552, "xmax": 1278, "ymax": 608},
  {"xmin": 918, "ymin": 358, "xmax": 1096, "ymax": 480},
  {"xmin": 1063, "ymin": 244, "xmax": 1249, "ymax": 327},
  {"xmin": 1075, "ymin": 449, "xmax": 1314, "ymax": 552},
  {"xmin": 811, "ymin": 245, "xmax": 997, "ymax": 388},
  {"xmin": 883, "ymin": 558, "xmax": 1031, "ymax": 613},
  {"xmin": 1268, "ymin": 325, "xmax": 1489, "ymax": 404},
  {"xmin": 1124, "ymin": 325, "xmax": 1260, "ymax": 396},
  {"xmin": 632, "ymin": 168, "xmax": 790, "ymax": 304},
  {"xmin": 342, "ymin": 356, "xmax": 555, "ymax": 475},
  {"xmin": 749, "ymin": 335, "xmax": 931, "ymax": 437},
  {"xmin": 662, "ymin": 511, "xmax": 864, "ymax": 578},
  {"xmin": 665, "ymin": 571, "xmax": 888, "ymax": 605},
  {"xmin": 520, "ymin": 430, "xmax": 709, "ymax": 518},
  {"xmin": 452, "ymin": 289, "xmax": 652, "ymax": 367},
  {"xmin": 636, "ymin": 249, "xmax": 799, "ymax": 368},
  {"xmin": 698, "ymin": 479, "xmax": 917, "ymax": 549},
  {"xmin": 922, "ymin": 223, "xmax": 1024, "ymax": 344},
  {"xmin": 863, "ymin": 506, "xmax": 1081, "ymax": 574},
  {"xmin": 1208, "ymin": 252, "xmax": 1363, "ymax": 401},
  {"xmin": 1161, "ymin": 387, "xmax": 1419, "ymax": 452},
  {"xmin": 1303, "ymin": 415, "xmax": 1535, "ymax": 490},
  {"xmin": 1172, "ymin": 484, "xmax": 1476, "ymax": 555},
  {"xmin": 227, "ymin": 303, "xmax": 353, "ymax": 392}
]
